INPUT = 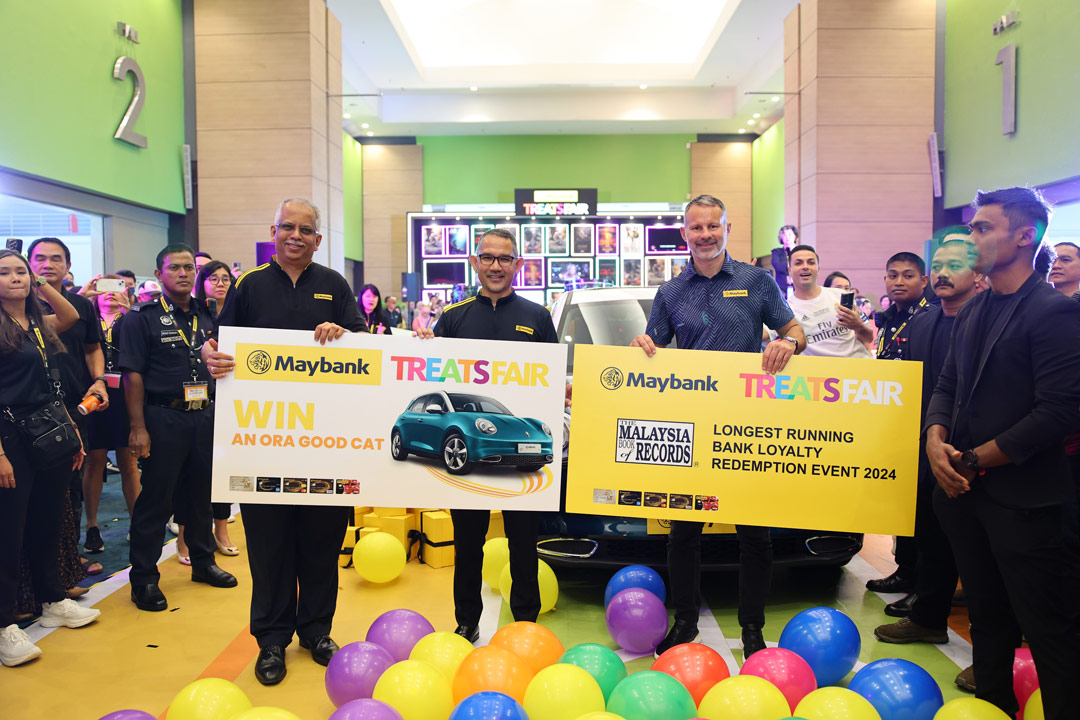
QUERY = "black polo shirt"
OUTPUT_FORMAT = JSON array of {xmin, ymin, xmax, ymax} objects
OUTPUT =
[
  {"xmin": 0, "ymin": 335, "xmax": 56, "ymax": 415},
  {"xmin": 40, "ymin": 288, "xmax": 102, "ymax": 405},
  {"xmin": 434, "ymin": 291, "xmax": 557, "ymax": 343},
  {"xmin": 217, "ymin": 257, "xmax": 366, "ymax": 332},
  {"xmin": 119, "ymin": 298, "xmax": 215, "ymax": 400}
]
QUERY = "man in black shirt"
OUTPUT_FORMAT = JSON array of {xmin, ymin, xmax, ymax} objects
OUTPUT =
[
  {"xmin": 204, "ymin": 198, "xmax": 366, "ymax": 686},
  {"xmin": 416, "ymin": 228, "xmax": 557, "ymax": 643},
  {"xmin": 121, "ymin": 243, "xmax": 238, "ymax": 613}
]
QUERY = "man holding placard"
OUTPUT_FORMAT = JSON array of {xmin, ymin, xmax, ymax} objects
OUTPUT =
[{"xmin": 630, "ymin": 194, "xmax": 805, "ymax": 659}]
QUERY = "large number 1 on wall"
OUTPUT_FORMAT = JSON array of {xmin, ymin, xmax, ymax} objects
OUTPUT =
[
  {"xmin": 113, "ymin": 56, "xmax": 147, "ymax": 148},
  {"xmin": 995, "ymin": 43, "xmax": 1016, "ymax": 135}
]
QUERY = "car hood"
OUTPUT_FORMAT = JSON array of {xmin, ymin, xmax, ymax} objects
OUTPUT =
[{"xmin": 455, "ymin": 412, "xmax": 547, "ymax": 436}]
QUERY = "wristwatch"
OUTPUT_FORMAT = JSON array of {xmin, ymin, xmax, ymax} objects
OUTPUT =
[
  {"xmin": 35, "ymin": 275, "xmax": 48, "ymax": 287},
  {"xmin": 781, "ymin": 335, "xmax": 799, "ymax": 350},
  {"xmin": 961, "ymin": 449, "xmax": 982, "ymax": 473}
]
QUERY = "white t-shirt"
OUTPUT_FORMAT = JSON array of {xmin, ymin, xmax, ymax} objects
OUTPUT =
[{"xmin": 787, "ymin": 286, "xmax": 873, "ymax": 359}]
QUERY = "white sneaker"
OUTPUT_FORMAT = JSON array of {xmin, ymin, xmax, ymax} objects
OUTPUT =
[
  {"xmin": 40, "ymin": 599, "xmax": 101, "ymax": 628},
  {"xmin": 0, "ymin": 624, "xmax": 42, "ymax": 666}
]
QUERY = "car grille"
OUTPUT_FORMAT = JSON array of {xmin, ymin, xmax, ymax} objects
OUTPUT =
[{"xmin": 479, "ymin": 454, "xmax": 553, "ymax": 465}]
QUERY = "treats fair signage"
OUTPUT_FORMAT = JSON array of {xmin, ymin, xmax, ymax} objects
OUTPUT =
[{"xmin": 515, "ymin": 189, "xmax": 597, "ymax": 217}]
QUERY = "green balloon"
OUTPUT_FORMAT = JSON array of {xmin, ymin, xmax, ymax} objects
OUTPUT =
[
  {"xmin": 606, "ymin": 670, "xmax": 697, "ymax": 720},
  {"xmin": 559, "ymin": 643, "xmax": 628, "ymax": 702}
]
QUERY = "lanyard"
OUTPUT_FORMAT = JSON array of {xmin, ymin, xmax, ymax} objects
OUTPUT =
[
  {"xmin": 159, "ymin": 296, "xmax": 203, "ymax": 380},
  {"xmin": 19, "ymin": 315, "xmax": 63, "ymax": 397}
]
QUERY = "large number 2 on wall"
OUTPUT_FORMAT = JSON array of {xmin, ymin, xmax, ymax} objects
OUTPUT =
[
  {"xmin": 995, "ymin": 43, "xmax": 1016, "ymax": 135},
  {"xmin": 113, "ymin": 56, "xmax": 147, "ymax": 148}
]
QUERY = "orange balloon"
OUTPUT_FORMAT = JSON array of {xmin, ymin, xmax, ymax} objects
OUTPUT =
[
  {"xmin": 651, "ymin": 642, "xmax": 731, "ymax": 706},
  {"xmin": 452, "ymin": 645, "xmax": 534, "ymax": 704},
  {"xmin": 490, "ymin": 622, "xmax": 566, "ymax": 676}
]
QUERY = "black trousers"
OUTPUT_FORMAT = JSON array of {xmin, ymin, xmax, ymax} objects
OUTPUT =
[
  {"xmin": 908, "ymin": 477, "xmax": 958, "ymax": 630},
  {"xmin": 128, "ymin": 405, "xmax": 215, "ymax": 585},
  {"xmin": 668, "ymin": 521, "xmax": 772, "ymax": 628},
  {"xmin": 935, "ymin": 487, "xmax": 1080, "ymax": 720},
  {"xmin": 242, "ymin": 503, "xmax": 350, "ymax": 648},
  {"xmin": 451, "ymin": 509, "xmax": 539, "ymax": 627}
]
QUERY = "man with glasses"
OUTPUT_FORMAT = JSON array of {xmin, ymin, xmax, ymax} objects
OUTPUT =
[{"xmin": 416, "ymin": 228, "xmax": 557, "ymax": 643}]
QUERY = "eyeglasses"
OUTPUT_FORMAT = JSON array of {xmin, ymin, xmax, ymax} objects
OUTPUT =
[
  {"xmin": 477, "ymin": 254, "xmax": 517, "ymax": 267},
  {"xmin": 275, "ymin": 222, "xmax": 316, "ymax": 237},
  {"xmin": 206, "ymin": 276, "xmax": 231, "ymax": 285}
]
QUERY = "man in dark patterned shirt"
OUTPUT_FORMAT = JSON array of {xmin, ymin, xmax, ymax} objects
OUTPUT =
[{"xmin": 631, "ymin": 194, "xmax": 805, "ymax": 659}]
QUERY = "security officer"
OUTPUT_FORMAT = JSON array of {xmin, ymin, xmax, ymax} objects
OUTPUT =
[
  {"xmin": 203, "ymin": 198, "xmax": 366, "ymax": 686},
  {"xmin": 121, "ymin": 243, "xmax": 237, "ymax": 612},
  {"xmin": 416, "ymin": 227, "xmax": 558, "ymax": 644}
]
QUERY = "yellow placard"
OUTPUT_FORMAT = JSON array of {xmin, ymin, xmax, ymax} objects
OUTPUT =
[
  {"xmin": 234, "ymin": 343, "xmax": 382, "ymax": 385},
  {"xmin": 568, "ymin": 345, "xmax": 921, "ymax": 535}
]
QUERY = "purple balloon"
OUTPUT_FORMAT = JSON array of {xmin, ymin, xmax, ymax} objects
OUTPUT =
[
  {"xmin": 98, "ymin": 713, "xmax": 155, "ymax": 720},
  {"xmin": 605, "ymin": 588, "xmax": 669, "ymax": 654},
  {"xmin": 325, "ymin": 641, "xmax": 397, "ymax": 707},
  {"xmin": 364, "ymin": 609, "xmax": 435, "ymax": 662},
  {"xmin": 329, "ymin": 699, "xmax": 404, "ymax": 720}
]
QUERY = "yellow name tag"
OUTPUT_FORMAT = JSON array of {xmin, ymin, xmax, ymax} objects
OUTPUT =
[
  {"xmin": 723, "ymin": 289, "xmax": 748, "ymax": 297},
  {"xmin": 314, "ymin": 293, "xmax": 333, "ymax": 301},
  {"xmin": 515, "ymin": 325, "xmax": 534, "ymax": 335}
]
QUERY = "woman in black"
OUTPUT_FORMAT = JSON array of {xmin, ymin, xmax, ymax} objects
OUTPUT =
[
  {"xmin": 0, "ymin": 249, "xmax": 99, "ymax": 667},
  {"xmin": 357, "ymin": 283, "xmax": 392, "ymax": 335}
]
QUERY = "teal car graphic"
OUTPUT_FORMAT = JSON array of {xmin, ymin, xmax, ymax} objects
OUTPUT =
[{"xmin": 390, "ymin": 391, "xmax": 554, "ymax": 475}]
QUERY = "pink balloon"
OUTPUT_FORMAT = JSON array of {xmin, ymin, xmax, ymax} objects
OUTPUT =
[
  {"xmin": 739, "ymin": 647, "xmax": 817, "ymax": 713},
  {"xmin": 1014, "ymin": 647, "xmax": 1040, "ymax": 717}
]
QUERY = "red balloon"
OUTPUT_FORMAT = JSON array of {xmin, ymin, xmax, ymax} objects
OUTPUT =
[
  {"xmin": 739, "ymin": 647, "xmax": 817, "ymax": 713},
  {"xmin": 651, "ymin": 643, "xmax": 731, "ymax": 706},
  {"xmin": 1014, "ymin": 647, "xmax": 1040, "ymax": 718}
]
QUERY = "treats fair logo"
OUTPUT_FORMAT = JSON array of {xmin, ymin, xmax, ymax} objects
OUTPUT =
[
  {"xmin": 390, "ymin": 355, "xmax": 550, "ymax": 387},
  {"xmin": 740, "ymin": 373, "xmax": 905, "ymax": 406}
]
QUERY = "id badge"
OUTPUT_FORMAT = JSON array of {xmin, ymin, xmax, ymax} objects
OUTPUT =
[
  {"xmin": 105, "ymin": 372, "xmax": 122, "ymax": 389},
  {"xmin": 183, "ymin": 382, "xmax": 209, "ymax": 402}
]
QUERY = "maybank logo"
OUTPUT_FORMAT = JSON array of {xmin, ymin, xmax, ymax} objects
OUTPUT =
[
  {"xmin": 235, "ymin": 344, "xmax": 382, "ymax": 385},
  {"xmin": 627, "ymin": 372, "xmax": 718, "ymax": 393},
  {"xmin": 600, "ymin": 367, "xmax": 624, "ymax": 390}
]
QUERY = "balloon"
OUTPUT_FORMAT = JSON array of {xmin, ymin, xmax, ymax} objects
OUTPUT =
[
  {"xmin": 524, "ymin": 663, "xmax": 607, "ymax": 720},
  {"xmin": 559, "ymin": 643, "xmax": 628, "ymax": 702},
  {"xmin": 165, "ymin": 678, "xmax": 252, "ymax": 720},
  {"xmin": 498, "ymin": 559, "xmax": 560, "ymax": 614},
  {"xmin": 372, "ymin": 659, "xmax": 454, "ymax": 720},
  {"xmin": 1023, "ymin": 689, "xmax": 1044, "ymax": 720},
  {"xmin": 453, "ymin": 645, "xmax": 535, "ymax": 704},
  {"xmin": 483, "ymin": 538, "xmax": 511, "ymax": 590},
  {"xmin": 933, "ymin": 698, "xmax": 1012, "ymax": 720},
  {"xmin": 409, "ymin": 631, "xmax": 476, "ymax": 681},
  {"xmin": 353, "ymin": 532, "xmax": 407, "ymax": 583},
  {"xmin": 326, "ymin": 642, "xmax": 397, "ymax": 707},
  {"xmin": 604, "ymin": 565, "xmax": 666, "ymax": 606},
  {"xmin": 490, "ymin": 622, "xmax": 566, "ymax": 675},
  {"xmin": 450, "ymin": 692, "xmax": 529, "ymax": 720},
  {"xmin": 98, "ymin": 713, "xmax": 156, "ymax": 720},
  {"xmin": 229, "ymin": 710, "xmax": 300, "ymax": 720},
  {"xmin": 604, "ymin": 588, "xmax": 669, "ymax": 654},
  {"xmin": 778, "ymin": 607, "xmax": 861, "ymax": 686},
  {"xmin": 1014, "ymin": 648, "xmax": 1040, "ymax": 714},
  {"xmin": 651, "ymin": 642, "xmax": 731, "ymax": 706},
  {"xmin": 606, "ymin": 670, "xmax": 697, "ymax": 720},
  {"xmin": 740, "ymin": 647, "xmax": 817, "ymax": 713},
  {"xmin": 697, "ymin": 675, "xmax": 790, "ymax": 720},
  {"xmin": 576, "ymin": 714, "xmax": 627, "ymax": 720},
  {"xmin": 849, "ymin": 658, "xmax": 942, "ymax": 720},
  {"xmin": 794, "ymin": 687, "xmax": 881, "ymax": 720},
  {"xmin": 366, "ymin": 609, "xmax": 436, "ymax": 662},
  {"xmin": 330, "ymin": 699, "xmax": 404, "ymax": 720}
]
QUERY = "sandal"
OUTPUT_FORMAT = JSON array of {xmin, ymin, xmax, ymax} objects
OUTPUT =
[
  {"xmin": 80, "ymin": 557, "xmax": 104, "ymax": 575},
  {"xmin": 66, "ymin": 585, "xmax": 89, "ymax": 598}
]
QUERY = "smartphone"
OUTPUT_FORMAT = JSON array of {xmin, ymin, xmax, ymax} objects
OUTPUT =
[
  {"xmin": 96, "ymin": 278, "xmax": 126, "ymax": 293},
  {"xmin": 232, "ymin": 261, "xmax": 241, "ymax": 273},
  {"xmin": 5, "ymin": 238, "xmax": 22, "ymax": 253},
  {"xmin": 840, "ymin": 291, "xmax": 855, "ymax": 310}
]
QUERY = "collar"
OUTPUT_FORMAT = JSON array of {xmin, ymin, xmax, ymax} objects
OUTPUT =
[
  {"xmin": 475, "ymin": 290, "xmax": 517, "ymax": 306},
  {"xmin": 686, "ymin": 252, "xmax": 734, "ymax": 280},
  {"xmin": 270, "ymin": 255, "xmax": 315, "ymax": 281}
]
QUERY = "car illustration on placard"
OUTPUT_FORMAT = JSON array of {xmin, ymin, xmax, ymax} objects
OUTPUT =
[{"xmin": 390, "ymin": 391, "xmax": 554, "ymax": 475}]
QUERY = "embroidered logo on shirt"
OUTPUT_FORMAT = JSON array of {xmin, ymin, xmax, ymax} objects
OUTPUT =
[
  {"xmin": 515, "ymin": 325, "xmax": 535, "ymax": 335},
  {"xmin": 723, "ymin": 289, "xmax": 748, "ymax": 298},
  {"xmin": 314, "ymin": 293, "xmax": 333, "ymax": 301}
]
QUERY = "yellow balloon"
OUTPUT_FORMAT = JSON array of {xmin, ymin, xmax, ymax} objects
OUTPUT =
[
  {"xmin": 373, "ymin": 659, "xmax": 454, "ymax": 720},
  {"xmin": 409, "ymin": 630, "xmax": 476, "ymax": 680},
  {"xmin": 698, "ymin": 675, "xmax": 791, "ymax": 720},
  {"xmin": 1024, "ymin": 689, "xmax": 1044, "ymax": 720},
  {"xmin": 229, "ymin": 709, "xmax": 302, "ymax": 720},
  {"xmin": 353, "ymin": 531, "xmax": 407, "ymax": 583},
  {"xmin": 523, "ymin": 663, "xmax": 606, "ymax": 720},
  {"xmin": 576, "ymin": 713, "xmax": 626, "ymax": 720},
  {"xmin": 795, "ymin": 687, "xmax": 881, "ymax": 720},
  {"xmin": 499, "ymin": 559, "xmax": 559, "ymax": 614},
  {"xmin": 933, "ymin": 697, "xmax": 1013, "ymax": 720},
  {"xmin": 482, "ymin": 537, "xmax": 510, "ymax": 590},
  {"xmin": 166, "ymin": 678, "xmax": 251, "ymax": 720}
]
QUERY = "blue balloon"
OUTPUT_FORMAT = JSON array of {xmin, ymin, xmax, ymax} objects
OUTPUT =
[
  {"xmin": 449, "ymin": 692, "xmax": 529, "ymax": 720},
  {"xmin": 604, "ymin": 564, "xmax": 666, "ymax": 606},
  {"xmin": 848, "ymin": 658, "xmax": 944, "ymax": 720},
  {"xmin": 778, "ymin": 607, "xmax": 861, "ymax": 687}
]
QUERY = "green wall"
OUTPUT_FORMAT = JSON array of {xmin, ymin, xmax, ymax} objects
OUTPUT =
[
  {"xmin": 944, "ymin": 0, "xmax": 1080, "ymax": 208},
  {"xmin": 343, "ymin": 132, "xmax": 364, "ymax": 260},
  {"xmin": 751, "ymin": 120, "xmax": 785, "ymax": 258},
  {"xmin": 0, "ymin": 1, "xmax": 186, "ymax": 213},
  {"xmin": 417, "ymin": 134, "xmax": 695, "ymax": 205}
]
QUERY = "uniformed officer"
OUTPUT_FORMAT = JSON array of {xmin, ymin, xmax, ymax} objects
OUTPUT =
[
  {"xmin": 121, "ymin": 243, "xmax": 238, "ymax": 612},
  {"xmin": 203, "ymin": 198, "xmax": 366, "ymax": 686},
  {"xmin": 416, "ymin": 227, "xmax": 558, "ymax": 643}
]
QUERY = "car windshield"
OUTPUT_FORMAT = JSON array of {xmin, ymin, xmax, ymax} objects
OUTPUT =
[
  {"xmin": 557, "ymin": 297, "xmax": 655, "ymax": 371},
  {"xmin": 447, "ymin": 393, "xmax": 511, "ymax": 415}
]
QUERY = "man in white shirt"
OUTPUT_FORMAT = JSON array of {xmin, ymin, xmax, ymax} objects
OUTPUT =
[{"xmin": 785, "ymin": 244, "xmax": 873, "ymax": 358}]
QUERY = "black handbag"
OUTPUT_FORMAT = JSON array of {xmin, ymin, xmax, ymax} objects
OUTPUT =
[{"xmin": 4, "ymin": 398, "xmax": 82, "ymax": 466}]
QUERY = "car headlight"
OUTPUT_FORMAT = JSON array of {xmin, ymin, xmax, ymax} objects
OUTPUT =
[
  {"xmin": 541, "ymin": 422, "xmax": 551, "ymax": 436},
  {"xmin": 475, "ymin": 418, "xmax": 497, "ymax": 434}
]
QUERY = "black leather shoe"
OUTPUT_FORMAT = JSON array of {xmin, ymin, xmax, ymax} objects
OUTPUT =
[
  {"xmin": 654, "ymin": 620, "xmax": 700, "ymax": 658},
  {"xmin": 191, "ymin": 564, "xmax": 238, "ymax": 588},
  {"xmin": 884, "ymin": 592, "xmax": 917, "ymax": 618},
  {"xmin": 741, "ymin": 625, "xmax": 767, "ymax": 659},
  {"xmin": 866, "ymin": 570, "xmax": 914, "ymax": 594},
  {"xmin": 454, "ymin": 625, "xmax": 480, "ymax": 643},
  {"xmin": 255, "ymin": 645, "xmax": 286, "ymax": 686},
  {"xmin": 131, "ymin": 583, "xmax": 167, "ymax": 612},
  {"xmin": 299, "ymin": 635, "xmax": 339, "ymax": 666}
]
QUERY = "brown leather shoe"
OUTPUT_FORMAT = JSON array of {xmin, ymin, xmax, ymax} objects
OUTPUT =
[
  {"xmin": 874, "ymin": 617, "xmax": 948, "ymax": 644},
  {"xmin": 955, "ymin": 664, "xmax": 975, "ymax": 692}
]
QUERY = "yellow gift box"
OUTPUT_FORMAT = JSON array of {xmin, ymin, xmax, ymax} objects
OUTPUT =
[
  {"xmin": 339, "ymin": 525, "xmax": 380, "ymax": 568},
  {"xmin": 374, "ymin": 507, "xmax": 407, "ymax": 517},
  {"xmin": 363, "ymin": 512, "xmax": 417, "ymax": 553},
  {"xmin": 485, "ymin": 509, "xmax": 505, "ymax": 540},
  {"xmin": 353, "ymin": 507, "xmax": 374, "ymax": 525},
  {"xmin": 417, "ymin": 510, "xmax": 455, "ymax": 569}
]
